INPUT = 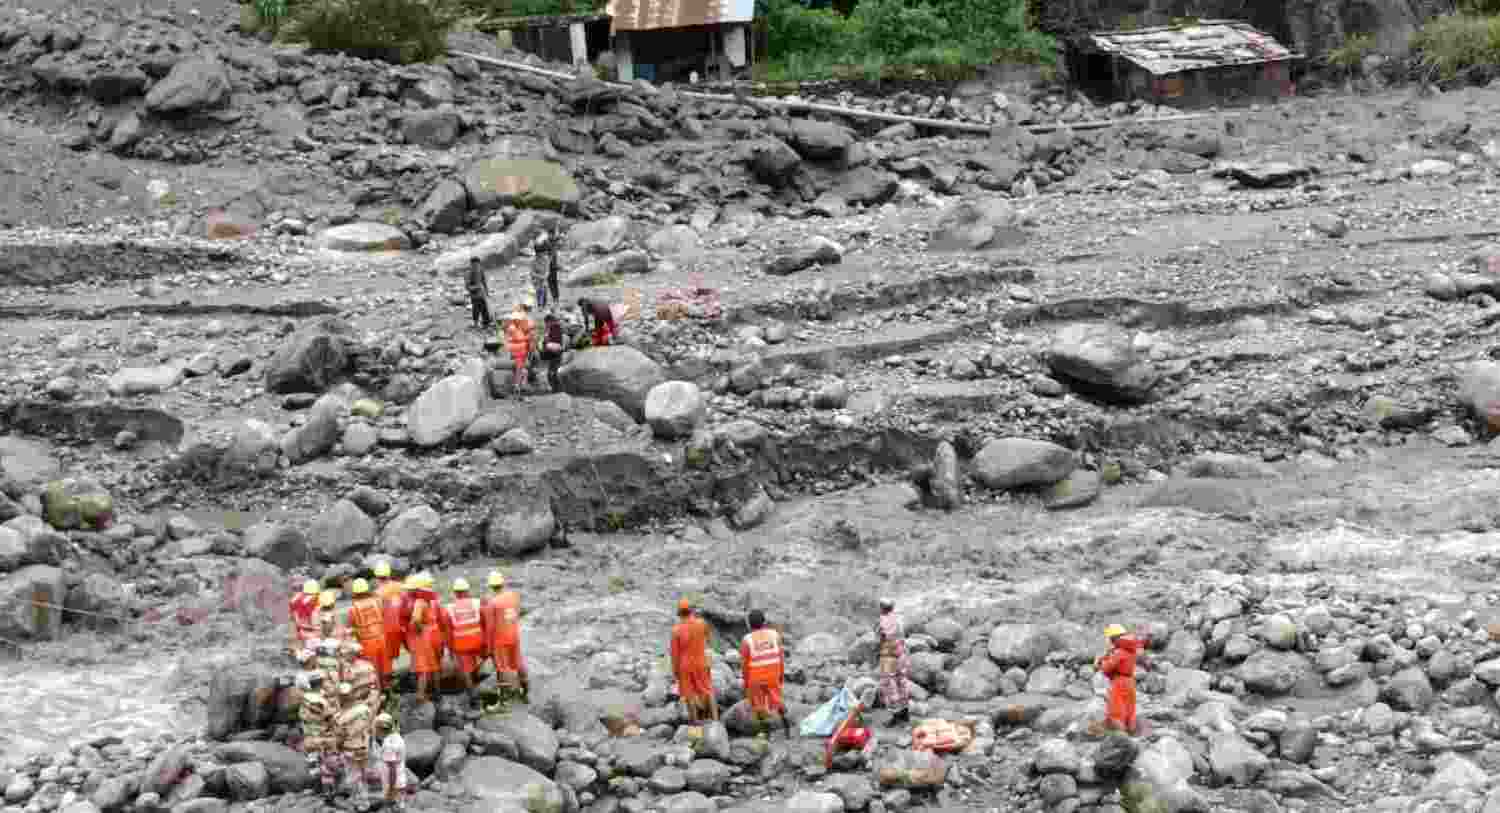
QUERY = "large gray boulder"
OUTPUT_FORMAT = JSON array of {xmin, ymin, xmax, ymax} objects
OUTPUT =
[
  {"xmin": 264, "ymin": 317, "xmax": 355, "ymax": 394},
  {"xmin": 145, "ymin": 58, "xmax": 230, "ymax": 114},
  {"xmin": 242, "ymin": 522, "xmax": 307, "ymax": 571},
  {"xmin": 971, "ymin": 438, "xmax": 1074, "ymax": 490},
  {"xmin": 462, "ymin": 157, "xmax": 581, "ymax": 213},
  {"xmin": 644, "ymin": 381, "xmax": 706, "ymax": 439},
  {"xmin": 485, "ymin": 492, "xmax": 555, "ymax": 557},
  {"xmin": 280, "ymin": 393, "xmax": 346, "ymax": 464},
  {"xmin": 408, "ymin": 374, "xmax": 485, "ymax": 447},
  {"xmin": 568, "ymin": 215, "xmax": 632, "ymax": 254},
  {"xmin": 558, "ymin": 347, "xmax": 666, "ymax": 421},
  {"xmin": 316, "ymin": 222, "xmax": 410, "ymax": 252},
  {"xmin": 1048, "ymin": 323, "xmax": 1158, "ymax": 405},
  {"xmin": 475, "ymin": 711, "xmax": 559, "ymax": 773},
  {"xmin": 460, "ymin": 757, "xmax": 564, "ymax": 813},
  {"xmin": 0, "ymin": 565, "xmax": 66, "ymax": 640},
  {"xmin": 215, "ymin": 741, "xmax": 314, "ymax": 794},
  {"xmin": 1458, "ymin": 361, "xmax": 1500, "ymax": 431},
  {"xmin": 307, "ymin": 499, "xmax": 376, "ymax": 562},
  {"xmin": 787, "ymin": 120, "xmax": 853, "ymax": 162},
  {"xmin": 106, "ymin": 363, "xmax": 184, "ymax": 397},
  {"xmin": 380, "ymin": 505, "xmax": 441, "ymax": 559}
]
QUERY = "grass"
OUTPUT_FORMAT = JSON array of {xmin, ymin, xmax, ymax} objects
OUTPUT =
[
  {"xmin": 1412, "ymin": 13, "xmax": 1500, "ymax": 80},
  {"xmin": 283, "ymin": 0, "xmax": 460, "ymax": 63}
]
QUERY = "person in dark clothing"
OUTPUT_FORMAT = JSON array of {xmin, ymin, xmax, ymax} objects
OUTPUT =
[
  {"xmin": 466, "ymin": 258, "xmax": 491, "ymax": 329},
  {"xmin": 539, "ymin": 313, "xmax": 567, "ymax": 391},
  {"xmin": 531, "ymin": 234, "xmax": 555, "ymax": 312},
  {"xmin": 578, "ymin": 297, "xmax": 615, "ymax": 347},
  {"xmin": 547, "ymin": 228, "xmax": 561, "ymax": 306}
]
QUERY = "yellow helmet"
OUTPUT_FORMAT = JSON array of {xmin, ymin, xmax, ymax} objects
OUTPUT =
[
  {"xmin": 403, "ymin": 575, "xmax": 421, "ymax": 590},
  {"xmin": 1104, "ymin": 624, "xmax": 1127, "ymax": 639},
  {"xmin": 319, "ymin": 590, "xmax": 337, "ymax": 608},
  {"xmin": 417, "ymin": 572, "xmax": 434, "ymax": 589},
  {"xmin": 488, "ymin": 571, "xmax": 505, "ymax": 588},
  {"xmin": 351, "ymin": 578, "xmax": 370, "ymax": 595},
  {"xmin": 302, "ymin": 579, "xmax": 319, "ymax": 596},
  {"xmin": 452, "ymin": 578, "xmax": 470, "ymax": 593},
  {"xmin": 373, "ymin": 561, "xmax": 392, "ymax": 578}
]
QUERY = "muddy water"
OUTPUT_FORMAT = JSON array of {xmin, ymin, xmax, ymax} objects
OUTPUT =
[{"xmin": 0, "ymin": 651, "xmax": 199, "ymax": 763}]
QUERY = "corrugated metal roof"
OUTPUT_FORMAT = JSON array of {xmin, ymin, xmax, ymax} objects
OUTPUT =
[
  {"xmin": 1086, "ymin": 20, "xmax": 1296, "ymax": 76},
  {"xmin": 605, "ymin": 0, "xmax": 751, "ymax": 31}
]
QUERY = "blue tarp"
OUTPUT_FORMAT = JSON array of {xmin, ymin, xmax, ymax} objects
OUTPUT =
[{"xmin": 800, "ymin": 687, "xmax": 855, "ymax": 738}]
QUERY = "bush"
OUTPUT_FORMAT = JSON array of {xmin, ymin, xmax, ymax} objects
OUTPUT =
[
  {"xmin": 1326, "ymin": 31, "xmax": 1375, "ymax": 74},
  {"xmin": 758, "ymin": 0, "xmax": 1054, "ymax": 81},
  {"xmin": 1412, "ymin": 13, "xmax": 1500, "ymax": 79},
  {"xmin": 291, "ymin": 0, "xmax": 460, "ymax": 63}
]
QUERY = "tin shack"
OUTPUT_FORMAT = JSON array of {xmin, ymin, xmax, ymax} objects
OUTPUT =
[
  {"xmin": 489, "ymin": 12, "xmax": 613, "ymax": 68},
  {"xmin": 604, "ymin": 0, "xmax": 754, "ymax": 83},
  {"xmin": 1068, "ymin": 20, "xmax": 1301, "ymax": 107}
]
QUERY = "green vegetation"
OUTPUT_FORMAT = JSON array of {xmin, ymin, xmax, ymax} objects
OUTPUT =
[
  {"xmin": 1326, "ymin": 31, "xmax": 1375, "ymax": 75},
  {"xmin": 1412, "ymin": 13, "xmax": 1500, "ymax": 79},
  {"xmin": 243, "ymin": 0, "xmax": 460, "ymax": 62},
  {"xmin": 757, "ymin": 0, "xmax": 1055, "ymax": 82}
]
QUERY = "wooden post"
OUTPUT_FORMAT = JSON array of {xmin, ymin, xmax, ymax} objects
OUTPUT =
[
  {"xmin": 614, "ymin": 32, "xmax": 634, "ymax": 81},
  {"xmin": 569, "ymin": 21, "xmax": 588, "ymax": 67}
]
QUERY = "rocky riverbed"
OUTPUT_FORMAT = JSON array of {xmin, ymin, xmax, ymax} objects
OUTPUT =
[{"xmin": 9, "ymin": 0, "xmax": 1500, "ymax": 811}]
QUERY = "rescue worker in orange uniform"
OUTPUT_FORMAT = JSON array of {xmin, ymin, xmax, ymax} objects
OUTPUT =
[
  {"xmin": 289, "ymin": 579, "xmax": 320, "ymax": 655},
  {"xmin": 346, "ymin": 579, "xmax": 390, "ymax": 687},
  {"xmin": 739, "ymin": 609, "xmax": 790, "ymax": 738},
  {"xmin": 373, "ymin": 561, "xmax": 405, "ymax": 666},
  {"xmin": 480, "ymin": 571, "xmax": 528, "ymax": 705},
  {"xmin": 670, "ymin": 598, "xmax": 718, "ymax": 722},
  {"xmin": 443, "ymin": 578, "xmax": 485, "ymax": 700},
  {"xmin": 1095, "ymin": 624, "xmax": 1145, "ymax": 735},
  {"xmin": 405, "ymin": 573, "xmax": 443, "ymax": 703}
]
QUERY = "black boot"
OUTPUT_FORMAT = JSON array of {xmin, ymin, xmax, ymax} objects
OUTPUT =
[{"xmin": 892, "ymin": 707, "xmax": 910, "ymax": 725}]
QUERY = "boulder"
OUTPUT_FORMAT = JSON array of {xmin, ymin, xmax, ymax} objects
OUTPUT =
[
  {"xmin": 1208, "ymin": 732, "xmax": 1269, "ymax": 786},
  {"xmin": 1458, "ymin": 361, "xmax": 1500, "ymax": 431},
  {"xmin": 402, "ymin": 108, "xmax": 461, "ymax": 149},
  {"xmin": 646, "ymin": 225, "xmax": 702, "ymax": 258},
  {"xmin": 405, "ymin": 730, "xmax": 443, "ymax": 776},
  {"xmin": 475, "ymin": 710, "xmax": 558, "ymax": 773},
  {"xmin": 463, "ymin": 158, "xmax": 581, "ymax": 213},
  {"xmin": 106, "ymin": 363, "xmax": 184, "ymax": 396},
  {"xmin": 220, "ymin": 419, "xmax": 280, "ymax": 476},
  {"xmin": 316, "ymin": 222, "xmax": 410, "ymax": 252},
  {"xmin": 786, "ymin": 791, "xmax": 845, "ymax": 813},
  {"xmin": 380, "ymin": 505, "xmax": 441, "ymax": 559},
  {"xmin": 42, "ymin": 476, "xmax": 112, "ymax": 531},
  {"xmin": 64, "ymin": 573, "xmax": 127, "ymax": 630},
  {"xmin": 558, "ymin": 347, "xmax": 666, "ymax": 421},
  {"xmin": 145, "ymin": 58, "xmax": 230, "ymax": 114},
  {"xmin": 308, "ymin": 499, "xmax": 377, "ymax": 562},
  {"xmin": 929, "ymin": 197, "xmax": 1026, "ymax": 251},
  {"xmin": 564, "ymin": 250, "xmax": 651, "ymax": 286},
  {"xmin": 264, "ymin": 317, "xmax": 354, "ymax": 394},
  {"xmin": 644, "ymin": 381, "xmax": 706, "ymax": 439},
  {"xmin": 988, "ymin": 624, "xmax": 1052, "ymax": 667},
  {"xmin": 971, "ymin": 438, "xmax": 1074, "ymax": 490},
  {"xmin": 1048, "ymin": 323, "xmax": 1158, "ymax": 404},
  {"xmin": 280, "ymin": 393, "xmax": 346, "ymax": 464},
  {"xmin": 0, "ymin": 565, "xmax": 66, "ymax": 640},
  {"xmin": 787, "ymin": 120, "xmax": 853, "ymax": 161},
  {"xmin": 224, "ymin": 762, "xmax": 269, "ymax": 801},
  {"xmin": 418, "ymin": 179, "xmax": 469, "ymax": 234},
  {"xmin": 485, "ymin": 491, "xmax": 555, "ymax": 557},
  {"xmin": 748, "ymin": 138, "xmax": 801, "ymax": 186},
  {"xmin": 1238, "ymin": 650, "xmax": 1310, "ymax": 696},
  {"xmin": 765, "ymin": 236, "xmax": 843, "ymax": 275},
  {"xmin": 215, "ymin": 741, "xmax": 314, "ymax": 794},
  {"xmin": 408, "ymin": 374, "xmax": 485, "ymax": 447},
  {"xmin": 460, "ymin": 757, "xmax": 565, "ymax": 813},
  {"xmin": 568, "ymin": 216, "xmax": 632, "ymax": 254}
]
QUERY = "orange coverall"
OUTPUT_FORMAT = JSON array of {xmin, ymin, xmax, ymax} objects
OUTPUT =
[
  {"xmin": 482, "ymin": 590, "xmax": 527, "ymax": 689},
  {"xmin": 671, "ymin": 616, "xmax": 714, "ymax": 707},
  {"xmin": 347, "ymin": 595, "xmax": 390, "ymax": 677},
  {"xmin": 377, "ymin": 580, "xmax": 404, "ymax": 665},
  {"xmin": 1099, "ymin": 635, "xmax": 1144, "ymax": 733},
  {"xmin": 740, "ymin": 628, "xmax": 785, "ymax": 716},
  {"xmin": 406, "ymin": 590, "xmax": 443, "ymax": 676},
  {"xmin": 444, "ymin": 595, "xmax": 486, "ymax": 674}
]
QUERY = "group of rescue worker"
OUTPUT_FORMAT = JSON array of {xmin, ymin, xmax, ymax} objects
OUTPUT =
[
  {"xmin": 289, "ymin": 560, "xmax": 1145, "ymax": 805},
  {"xmin": 287, "ymin": 563, "xmax": 528, "ymax": 806}
]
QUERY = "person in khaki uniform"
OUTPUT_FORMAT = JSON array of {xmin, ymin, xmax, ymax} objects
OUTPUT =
[
  {"xmin": 298, "ymin": 671, "xmax": 342, "ymax": 797},
  {"xmin": 335, "ymin": 681, "xmax": 374, "ymax": 806},
  {"xmin": 339, "ymin": 640, "xmax": 383, "ymax": 717}
]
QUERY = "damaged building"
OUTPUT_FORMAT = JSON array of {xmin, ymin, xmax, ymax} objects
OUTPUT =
[
  {"xmin": 604, "ymin": 0, "xmax": 754, "ymax": 83},
  {"xmin": 490, "ymin": 12, "xmax": 613, "ymax": 68},
  {"xmin": 1067, "ymin": 20, "xmax": 1302, "ymax": 107}
]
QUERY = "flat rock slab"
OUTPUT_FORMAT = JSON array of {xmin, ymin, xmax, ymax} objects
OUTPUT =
[{"xmin": 316, "ymin": 222, "xmax": 411, "ymax": 252}]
